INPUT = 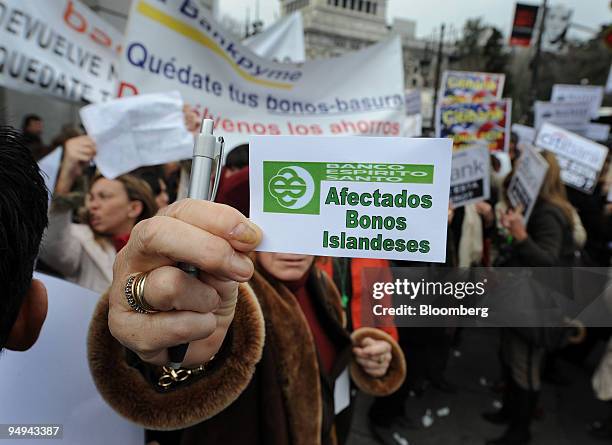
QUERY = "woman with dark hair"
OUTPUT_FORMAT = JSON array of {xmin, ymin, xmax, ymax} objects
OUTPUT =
[{"xmin": 39, "ymin": 136, "xmax": 157, "ymax": 293}]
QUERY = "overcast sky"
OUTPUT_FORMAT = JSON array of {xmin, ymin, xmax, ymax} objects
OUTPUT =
[{"xmin": 219, "ymin": 0, "xmax": 611, "ymax": 40}]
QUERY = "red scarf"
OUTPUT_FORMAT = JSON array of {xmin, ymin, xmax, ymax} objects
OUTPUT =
[
  {"xmin": 111, "ymin": 233, "xmax": 130, "ymax": 252},
  {"xmin": 285, "ymin": 270, "xmax": 337, "ymax": 375}
]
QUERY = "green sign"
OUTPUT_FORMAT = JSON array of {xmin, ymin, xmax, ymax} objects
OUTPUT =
[{"xmin": 263, "ymin": 161, "xmax": 434, "ymax": 215}]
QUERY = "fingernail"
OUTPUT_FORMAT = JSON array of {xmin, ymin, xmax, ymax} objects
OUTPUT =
[
  {"xmin": 230, "ymin": 252, "xmax": 253, "ymax": 279},
  {"xmin": 229, "ymin": 221, "xmax": 259, "ymax": 244}
]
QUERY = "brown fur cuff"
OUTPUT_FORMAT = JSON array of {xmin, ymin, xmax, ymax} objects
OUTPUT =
[
  {"xmin": 87, "ymin": 283, "xmax": 265, "ymax": 430},
  {"xmin": 350, "ymin": 327, "xmax": 406, "ymax": 396}
]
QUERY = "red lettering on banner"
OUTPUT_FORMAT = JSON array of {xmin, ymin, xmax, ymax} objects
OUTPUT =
[
  {"xmin": 90, "ymin": 28, "xmax": 112, "ymax": 48},
  {"xmin": 118, "ymin": 81, "xmax": 139, "ymax": 97},
  {"xmin": 63, "ymin": 0, "xmax": 118, "ymax": 52},
  {"xmin": 64, "ymin": 0, "xmax": 86, "ymax": 32}
]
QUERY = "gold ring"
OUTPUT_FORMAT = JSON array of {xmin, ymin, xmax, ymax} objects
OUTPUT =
[{"xmin": 125, "ymin": 272, "xmax": 157, "ymax": 314}]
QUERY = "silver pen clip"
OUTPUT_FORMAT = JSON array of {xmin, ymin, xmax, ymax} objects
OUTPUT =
[{"xmin": 210, "ymin": 136, "xmax": 224, "ymax": 201}]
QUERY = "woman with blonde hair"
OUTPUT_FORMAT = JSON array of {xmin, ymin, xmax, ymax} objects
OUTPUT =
[
  {"xmin": 39, "ymin": 136, "xmax": 157, "ymax": 293},
  {"xmin": 485, "ymin": 150, "xmax": 578, "ymax": 445}
]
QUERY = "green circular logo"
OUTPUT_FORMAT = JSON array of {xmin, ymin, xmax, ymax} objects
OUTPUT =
[{"xmin": 268, "ymin": 166, "xmax": 315, "ymax": 209}]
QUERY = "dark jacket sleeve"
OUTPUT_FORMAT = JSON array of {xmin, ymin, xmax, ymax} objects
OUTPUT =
[
  {"xmin": 87, "ymin": 283, "xmax": 265, "ymax": 430},
  {"xmin": 514, "ymin": 204, "xmax": 569, "ymax": 266}
]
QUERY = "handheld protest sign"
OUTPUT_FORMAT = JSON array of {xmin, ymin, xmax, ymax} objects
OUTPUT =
[
  {"xmin": 533, "ymin": 101, "xmax": 590, "ymax": 133},
  {"xmin": 450, "ymin": 145, "xmax": 490, "ymax": 208},
  {"xmin": 535, "ymin": 123, "xmax": 609, "ymax": 194},
  {"xmin": 507, "ymin": 145, "xmax": 549, "ymax": 223},
  {"xmin": 435, "ymin": 99, "xmax": 511, "ymax": 152},
  {"xmin": 249, "ymin": 136, "xmax": 452, "ymax": 263},
  {"xmin": 439, "ymin": 70, "xmax": 505, "ymax": 103}
]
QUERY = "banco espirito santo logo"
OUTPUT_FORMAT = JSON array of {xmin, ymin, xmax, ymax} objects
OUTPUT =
[{"xmin": 268, "ymin": 166, "xmax": 315, "ymax": 210}]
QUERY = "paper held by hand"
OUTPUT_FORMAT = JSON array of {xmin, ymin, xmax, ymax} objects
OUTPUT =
[{"xmin": 80, "ymin": 91, "xmax": 194, "ymax": 179}]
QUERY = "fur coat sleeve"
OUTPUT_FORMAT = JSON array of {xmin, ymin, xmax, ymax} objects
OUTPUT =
[{"xmin": 87, "ymin": 283, "xmax": 265, "ymax": 430}]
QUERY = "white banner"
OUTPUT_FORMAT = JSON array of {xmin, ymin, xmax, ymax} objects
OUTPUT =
[
  {"xmin": 535, "ymin": 123, "xmax": 609, "ymax": 194},
  {"xmin": 0, "ymin": 273, "xmax": 143, "ymax": 445},
  {"xmin": 551, "ymin": 84, "xmax": 604, "ymax": 119},
  {"xmin": 0, "ymin": 0, "xmax": 121, "ymax": 103},
  {"xmin": 534, "ymin": 101, "xmax": 590, "ymax": 133},
  {"xmin": 507, "ymin": 145, "xmax": 549, "ymax": 223},
  {"xmin": 117, "ymin": 0, "xmax": 406, "ymax": 149},
  {"xmin": 243, "ymin": 11, "xmax": 305, "ymax": 63},
  {"xmin": 450, "ymin": 145, "xmax": 490, "ymax": 208}
]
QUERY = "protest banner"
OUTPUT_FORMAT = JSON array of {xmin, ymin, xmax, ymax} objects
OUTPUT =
[
  {"xmin": 511, "ymin": 123, "xmax": 536, "ymax": 148},
  {"xmin": 584, "ymin": 123, "xmax": 610, "ymax": 142},
  {"xmin": 450, "ymin": 145, "xmax": 490, "ymax": 207},
  {"xmin": 507, "ymin": 145, "xmax": 549, "ymax": 222},
  {"xmin": 510, "ymin": 3, "xmax": 540, "ymax": 47},
  {"xmin": 404, "ymin": 89, "xmax": 422, "ymax": 137},
  {"xmin": 80, "ymin": 91, "xmax": 194, "ymax": 178},
  {"xmin": 117, "ymin": 0, "xmax": 406, "ymax": 150},
  {"xmin": 405, "ymin": 89, "xmax": 421, "ymax": 115},
  {"xmin": 0, "ymin": 0, "xmax": 120, "ymax": 103},
  {"xmin": 439, "ymin": 70, "xmax": 505, "ymax": 103},
  {"xmin": 534, "ymin": 101, "xmax": 590, "ymax": 133},
  {"xmin": 0, "ymin": 273, "xmax": 143, "ymax": 445},
  {"xmin": 435, "ymin": 99, "xmax": 511, "ymax": 151},
  {"xmin": 551, "ymin": 84, "xmax": 604, "ymax": 119},
  {"xmin": 249, "ymin": 136, "xmax": 452, "ymax": 263},
  {"xmin": 243, "ymin": 11, "xmax": 305, "ymax": 63},
  {"xmin": 535, "ymin": 123, "xmax": 609, "ymax": 194}
]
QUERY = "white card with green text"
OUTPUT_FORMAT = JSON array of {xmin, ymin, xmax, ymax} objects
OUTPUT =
[{"xmin": 249, "ymin": 136, "xmax": 452, "ymax": 263}]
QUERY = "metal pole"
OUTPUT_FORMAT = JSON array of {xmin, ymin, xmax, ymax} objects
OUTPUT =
[
  {"xmin": 432, "ymin": 24, "xmax": 445, "ymax": 117},
  {"xmin": 531, "ymin": 0, "xmax": 548, "ymax": 102}
]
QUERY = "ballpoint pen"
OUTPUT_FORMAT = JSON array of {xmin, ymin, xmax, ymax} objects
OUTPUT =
[{"xmin": 169, "ymin": 118, "xmax": 224, "ymax": 370}]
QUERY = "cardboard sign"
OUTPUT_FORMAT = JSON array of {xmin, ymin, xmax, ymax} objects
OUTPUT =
[
  {"xmin": 0, "ymin": 273, "xmax": 143, "ymax": 445},
  {"xmin": 551, "ymin": 84, "xmax": 604, "ymax": 119},
  {"xmin": 436, "ymin": 99, "xmax": 511, "ymax": 151},
  {"xmin": 249, "ymin": 136, "xmax": 452, "ymax": 263},
  {"xmin": 507, "ymin": 145, "xmax": 549, "ymax": 222},
  {"xmin": 117, "ymin": 0, "xmax": 406, "ymax": 149},
  {"xmin": 0, "ymin": 0, "xmax": 121, "ymax": 103},
  {"xmin": 534, "ymin": 101, "xmax": 590, "ymax": 133},
  {"xmin": 535, "ymin": 123, "xmax": 609, "ymax": 194},
  {"xmin": 80, "ymin": 91, "xmax": 194, "ymax": 178},
  {"xmin": 440, "ymin": 70, "xmax": 505, "ymax": 103},
  {"xmin": 450, "ymin": 146, "xmax": 491, "ymax": 207}
]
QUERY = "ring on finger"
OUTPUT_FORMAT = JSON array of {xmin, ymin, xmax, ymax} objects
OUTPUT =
[{"xmin": 125, "ymin": 272, "xmax": 158, "ymax": 314}]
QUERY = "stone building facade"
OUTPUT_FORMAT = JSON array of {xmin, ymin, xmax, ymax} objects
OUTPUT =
[{"xmin": 279, "ymin": 0, "xmax": 454, "ymax": 91}]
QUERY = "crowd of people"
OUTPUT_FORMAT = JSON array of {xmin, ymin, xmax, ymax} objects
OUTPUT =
[{"xmin": 1, "ymin": 109, "xmax": 611, "ymax": 445}]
